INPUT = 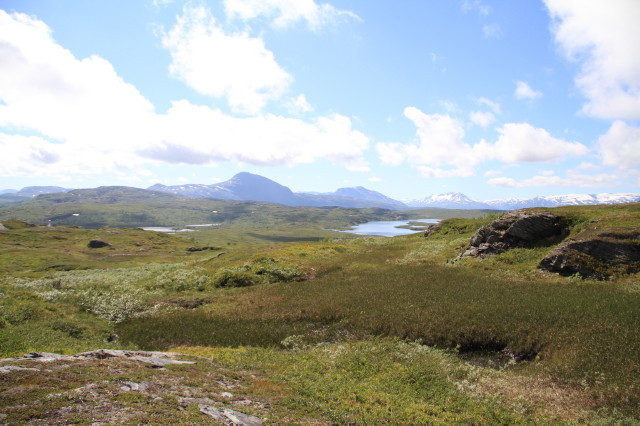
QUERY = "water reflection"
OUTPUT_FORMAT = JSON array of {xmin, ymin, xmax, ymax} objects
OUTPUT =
[{"xmin": 335, "ymin": 219, "xmax": 439, "ymax": 237}]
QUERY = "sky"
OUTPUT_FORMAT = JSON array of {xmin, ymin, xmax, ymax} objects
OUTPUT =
[{"xmin": 0, "ymin": 0, "xmax": 639, "ymax": 201}]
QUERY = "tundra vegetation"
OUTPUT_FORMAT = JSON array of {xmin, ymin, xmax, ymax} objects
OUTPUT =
[{"xmin": 0, "ymin": 203, "xmax": 639, "ymax": 424}]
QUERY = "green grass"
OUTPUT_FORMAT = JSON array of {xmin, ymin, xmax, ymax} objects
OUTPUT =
[
  {"xmin": 175, "ymin": 339, "xmax": 535, "ymax": 424},
  {"xmin": 1, "ymin": 202, "xmax": 639, "ymax": 422}
]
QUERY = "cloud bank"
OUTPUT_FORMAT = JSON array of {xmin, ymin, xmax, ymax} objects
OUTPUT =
[{"xmin": 0, "ymin": 8, "xmax": 369, "ymax": 178}]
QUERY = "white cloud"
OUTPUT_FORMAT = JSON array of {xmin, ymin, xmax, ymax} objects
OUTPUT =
[
  {"xmin": 162, "ymin": 6, "xmax": 292, "ymax": 114},
  {"xmin": 0, "ymin": 10, "xmax": 156, "ymax": 169},
  {"xmin": 376, "ymin": 142, "xmax": 407, "ymax": 167},
  {"xmin": 477, "ymin": 97, "xmax": 501, "ymax": 114},
  {"xmin": 483, "ymin": 23, "xmax": 503, "ymax": 39},
  {"xmin": 224, "ymin": 0, "xmax": 360, "ymax": 31},
  {"xmin": 482, "ymin": 122, "xmax": 588, "ymax": 162},
  {"xmin": 368, "ymin": 176, "xmax": 382, "ymax": 182},
  {"xmin": 469, "ymin": 110, "xmax": 495, "ymax": 127},
  {"xmin": 488, "ymin": 171, "xmax": 617, "ymax": 188},
  {"xmin": 144, "ymin": 100, "xmax": 370, "ymax": 171},
  {"xmin": 376, "ymin": 108, "xmax": 479, "ymax": 178},
  {"xmin": 545, "ymin": 0, "xmax": 640, "ymax": 120},
  {"xmin": 514, "ymin": 81, "xmax": 542, "ymax": 100},
  {"xmin": 598, "ymin": 120, "xmax": 640, "ymax": 169},
  {"xmin": 285, "ymin": 94, "xmax": 314, "ymax": 114},
  {"xmin": 376, "ymin": 107, "xmax": 588, "ymax": 179},
  {"xmin": 462, "ymin": 0, "xmax": 490, "ymax": 16},
  {"xmin": 0, "ymin": 11, "xmax": 370, "ymax": 178}
]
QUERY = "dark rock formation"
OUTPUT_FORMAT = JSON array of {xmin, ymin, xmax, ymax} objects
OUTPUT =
[
  {"xmin": 538, "ymin": 231, "xmax": 640, "ymax": 279},
  {"xmin": 422, "ymin": 222, "xmax": 443, "ymax": 237},
  {"xmin": 460, "ymin": 210, "xmax": 566, "ymax": 258},
  {"xmin": 87, "ymin": 239, "xmax": 111, "ymax": 248}
]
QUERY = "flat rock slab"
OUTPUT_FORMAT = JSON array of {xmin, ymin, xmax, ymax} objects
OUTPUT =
[
  {"xmin": 8, "ymin": 350, "xmax": 195, "ymax": 368},
  {"xmin": 0, "ymin": 365, "xmax": 39, "ymax": 373},
  {"xmin": 199, "ymin": 404, "xmax": 263, "ymax": 426}
]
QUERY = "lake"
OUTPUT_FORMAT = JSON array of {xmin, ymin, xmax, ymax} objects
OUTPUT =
[{"xmin": 334, "ymin": 219, "xmax": 440, "ymax": 237}]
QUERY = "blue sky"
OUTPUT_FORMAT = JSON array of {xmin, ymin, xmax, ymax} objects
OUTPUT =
[{"xmin": 0, "ymin": 0, "xmax": 638, "ymax": 200}]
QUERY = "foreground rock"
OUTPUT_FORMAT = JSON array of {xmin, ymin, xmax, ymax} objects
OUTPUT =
[
  {"xmin": 15, "ymin": 349, "xmax": 196, "ymax": 368},
  {"xmin": 460, "ymin": 210, "xmax": 566, "ymax": 258},
  {"xmin": 199, "ymin": 404, "xmax": 264, "ymax": 425},
  {"xmin": 539, "ymin": 231, "xmax": 640, "ymax": 279},
  {"xmin": 0, "ymin": 349, "xmax": 272, "ymax": 424}
]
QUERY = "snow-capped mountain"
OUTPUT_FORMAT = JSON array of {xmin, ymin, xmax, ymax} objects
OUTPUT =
[
  {"xmin": 405, "ymin": 192, "xmax": 640, "ymax": 210},
  {"xmin": 149, "ymin": 173, "xmax": 405, "ymax": 209},
  {"xmin": 404, "ymin": 192, "xmax": 492, "ymax": 209}
]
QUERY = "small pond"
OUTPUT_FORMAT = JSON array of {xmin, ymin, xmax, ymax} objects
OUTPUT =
[
  {"xmin": 141, "ymin": 224, "xmax": 220, "ymax": 234},
  {"xmin": 334, "ymin": 218, "xmax": 440, "ymax": 237}
]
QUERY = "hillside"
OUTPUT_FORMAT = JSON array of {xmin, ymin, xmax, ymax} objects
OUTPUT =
[
  {"xmin": 1, "ymin": 203, "xmax": 639, "ymax": 423},
  {"xmin": 0, "ymin": 186, "xmax": 490, "ymax": 235},
  {"xmin": 149, "ymin": 172, "xmax": 406, "ymax": 209}
]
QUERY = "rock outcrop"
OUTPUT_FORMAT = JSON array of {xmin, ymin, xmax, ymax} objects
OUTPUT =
[
  {"xmin": 460, "ymin": 211, "xmax": 566, "ymax": 258},
  {"xmin": 538, "ymin": 231, "xmax": 640, "ymax": 279},
  {"xmin": 87, "ymin": 239, "xmax": 111, "ymax": 248}
]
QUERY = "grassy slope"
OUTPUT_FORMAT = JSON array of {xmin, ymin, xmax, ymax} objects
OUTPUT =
[{"xmin": 1, "ymin": 203, "xmax": 639, "ymax": 423}]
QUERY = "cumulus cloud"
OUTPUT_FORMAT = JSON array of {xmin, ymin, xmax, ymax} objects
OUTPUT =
[
  {"xmin": 545, "ymin": 0, "xmax": 640, "ymax": 120},
  {"xmin": 224, "ymin": 0, "xmax": 360, "ymax": 31},
  {"xmin": 481, "ymin": 122, "xmax": 588, "ymax": 162},
  {"xmin": 0, "ymin": 11, "xmax": 370, "ymax": 177},
  {"xmin": 162, "ymin": 6, "xmax": 292, "ymax": 115},
  {"xmin": 0, "ymin": 10, "xmax": 156, "ymax": 169},
  {"xmin": 514, "ymin": 81, "xmax": 542, "ymax": 100},
  {"xmin": 376, "ymin": 107, "xmax": 587, "ymax": 178},
  {"xmin": 598, "ymin": 120, "xmax": 640, "ymax": 169},
  {"xmin": 141, "ymin": 100, "xmax": 369, "ymax": 170}
]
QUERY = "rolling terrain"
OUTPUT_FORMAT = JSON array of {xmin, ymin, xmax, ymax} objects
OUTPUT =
[{"xmin": 1, "ymin": 202, "xmax": 639, "ymax": 423}]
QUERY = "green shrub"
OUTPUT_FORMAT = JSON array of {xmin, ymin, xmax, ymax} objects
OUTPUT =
[
  {"xmin": 50, "ymin": 318, "xmax": 85, "ymax": 338},
  {"xmin": 77, "ymin": 288, "xmax": 145, "ymax": 323},
  {"xmin": 213, "ymin": 258, "xmax": 305, "ymax": 288}
]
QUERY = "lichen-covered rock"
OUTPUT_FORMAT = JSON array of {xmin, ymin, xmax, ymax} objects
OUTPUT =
[
  {"xmin": 460, "ymin": 211, "xmax": 566, "ymax": 258},
  {"xmin": 538, "ymin": 232, "xmax": 640, "ymax": 279},
  {"xmin": 422, "ymin": 222, "xmax": 443, "ymax": 237}
]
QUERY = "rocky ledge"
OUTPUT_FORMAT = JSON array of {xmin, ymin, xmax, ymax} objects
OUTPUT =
[
  {"xmin": 538, "ymin": 231, "xmax": 640, "ymax": 279},
  {"xmin": 459, "ymin": 210, "xmax": 566, "ymax": 258}
]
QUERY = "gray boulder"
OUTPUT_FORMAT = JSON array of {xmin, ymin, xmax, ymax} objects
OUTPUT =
[{"xmin": 460, "ymin": 211, "xmax": 566, "ymax": 258}]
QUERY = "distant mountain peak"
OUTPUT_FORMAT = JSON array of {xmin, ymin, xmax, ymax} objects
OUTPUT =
[{"xmin": 147, "ymin": 172, "xmax": 405, "ymax": 209}]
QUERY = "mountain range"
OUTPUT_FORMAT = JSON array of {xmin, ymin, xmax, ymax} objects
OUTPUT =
[
  {"xmin": 403, "ymin": 192, "xmax": 640, "ymax": 210},
  {"xmin": 148, "ymin": 172, "xmax": 406, "ymax": 209},
  {"xmin": 1, "ymin": 172, "xmax": 638, "ymax": 210}
]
